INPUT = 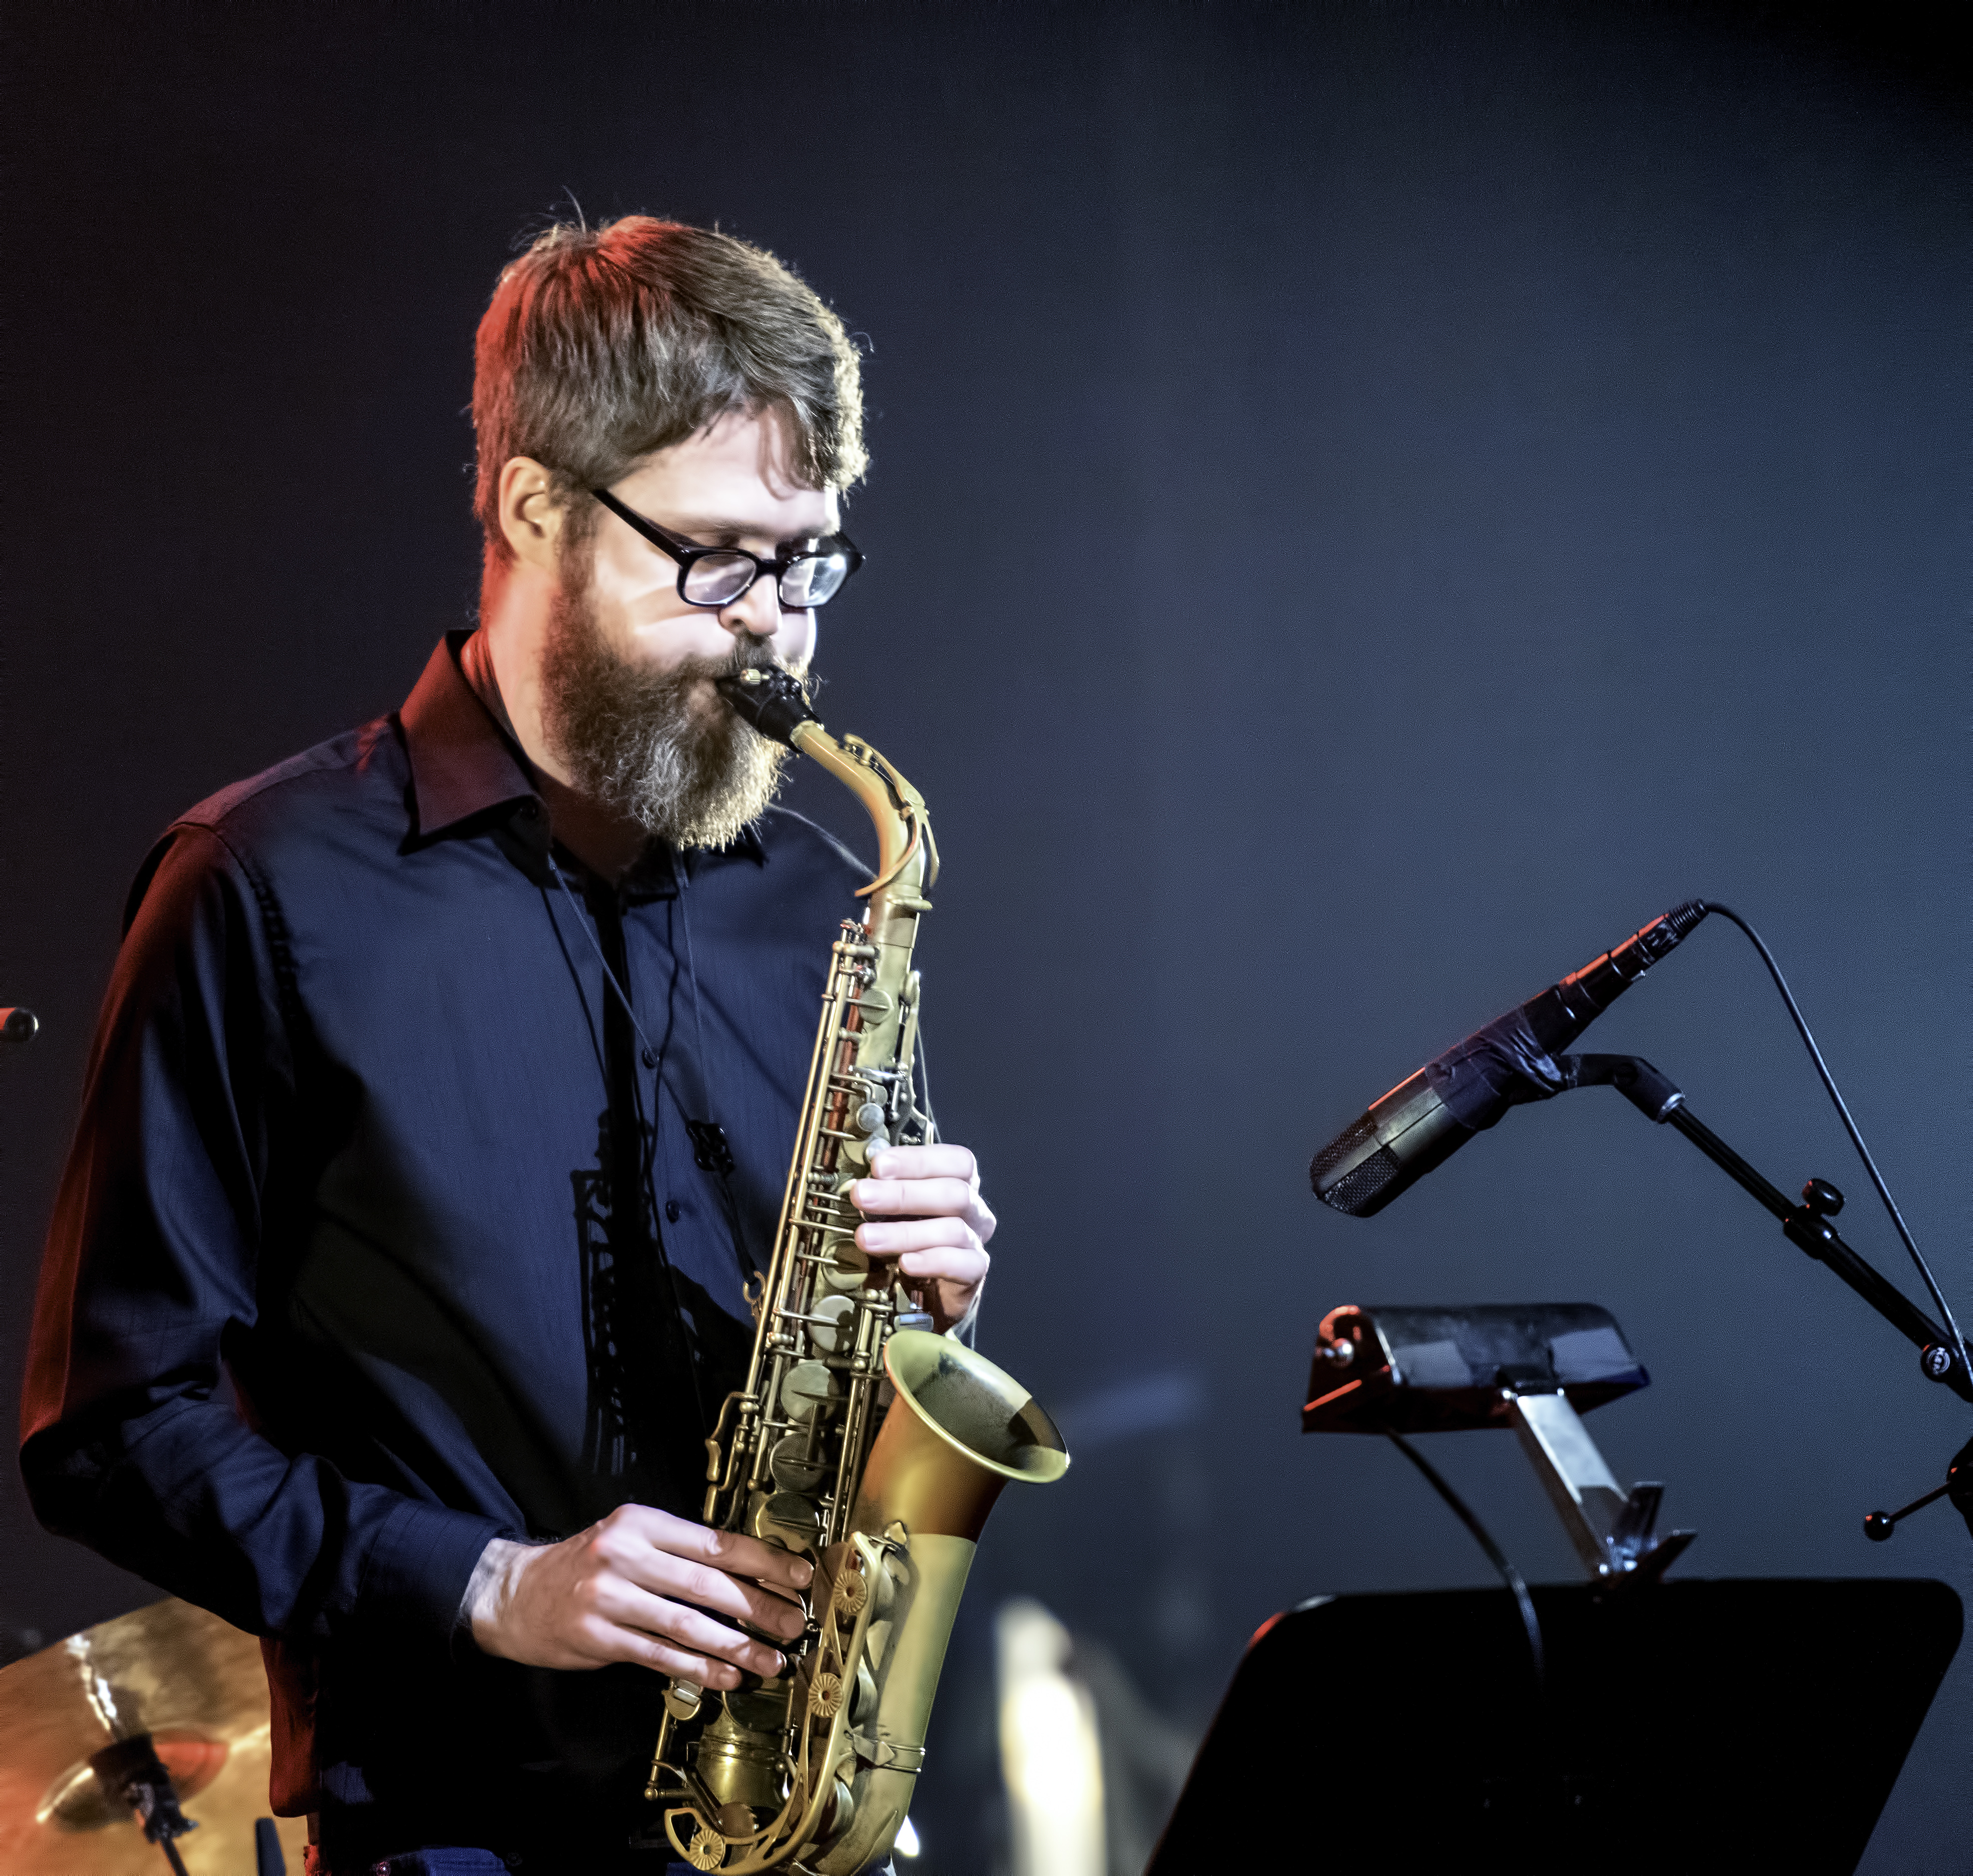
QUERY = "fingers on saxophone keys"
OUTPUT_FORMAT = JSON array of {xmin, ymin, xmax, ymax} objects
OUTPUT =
[
  {"xmin": 738, "ymin": 1581, "xmax": 810, "ymax": 1642},
  {"xmin": 698, "ymin": 1523, "xmax": 815, "ymax": 1595},
  {"xmin": 852, "ymin": 1174, "xmax": 980, "ymax": 1219},
  {"xmin": 896, "ymin": 1245, "xmax": 990, "ymax": 1288},
  {"xmin": 634, "ymin": 1599, "xmax": 787, "ymax": 1682},
  {"xmin": 867, "ymin": 1143, "xmax": 978, "ymax": 1183},
  {"xmin": 650, "ymin": 1559, "xmax": 808, "ymax": 1642},
  {"xmin": 856, "ymin": 1214, "xmax": 983, "ymax": 1258},
  {"xmin": 630, "ymin": 1638, "xmax": 730, "ymax": 1684}
]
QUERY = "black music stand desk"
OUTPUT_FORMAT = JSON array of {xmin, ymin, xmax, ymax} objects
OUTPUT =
[{"xmin": 1146, "ymin": 1577, "xmax": 1961, "ymax": 1876}]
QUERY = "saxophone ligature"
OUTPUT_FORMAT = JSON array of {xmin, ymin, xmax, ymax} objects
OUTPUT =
[{"xmin": 638, "ymin": 666, "xmax": 1068, "ymax": 1874}]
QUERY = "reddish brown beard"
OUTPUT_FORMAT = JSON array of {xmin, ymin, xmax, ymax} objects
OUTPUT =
[{"xmin": 538, "ymin": 571, "xmax": 792, "ymax": 848}]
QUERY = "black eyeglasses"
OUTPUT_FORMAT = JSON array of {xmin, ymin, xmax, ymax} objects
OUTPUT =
[{"xmin": 591, "ymin": 488, "xmax": 864, "ymax": 610}]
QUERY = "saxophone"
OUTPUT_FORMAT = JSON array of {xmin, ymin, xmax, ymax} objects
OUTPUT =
[{"xmin": 639, "ymin": 667, "xmax": 1069, "ymax": 1874}]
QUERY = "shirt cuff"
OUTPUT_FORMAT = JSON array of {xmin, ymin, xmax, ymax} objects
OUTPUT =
[{"xmin": 357, "ymin": 1495, "xmax": 510, "ymax": 1643}]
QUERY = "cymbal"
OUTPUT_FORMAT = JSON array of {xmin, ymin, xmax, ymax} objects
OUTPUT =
[{"xmin": 0, "ymin": 1598, "xmax": 310, "ymax": 1874}]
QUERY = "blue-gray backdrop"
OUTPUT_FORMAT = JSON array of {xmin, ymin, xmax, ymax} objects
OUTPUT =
[{"xmin": 3, "ymin": 3, "xmax": 1967, "ymax": 1869}]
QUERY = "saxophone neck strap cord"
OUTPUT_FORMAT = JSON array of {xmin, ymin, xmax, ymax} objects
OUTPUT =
[{"xmin": 545, "ymin": 851, "xmax": 742, "ymax": 1241}]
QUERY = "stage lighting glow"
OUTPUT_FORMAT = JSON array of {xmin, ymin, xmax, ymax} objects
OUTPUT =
[
  {"xmin": 896, "ymin": 1815, "xmax": 921, "ymax": 1857},
  {"xmin": 995, "ymin": 1598, "xmax": 1105, "ymax": 1876}
]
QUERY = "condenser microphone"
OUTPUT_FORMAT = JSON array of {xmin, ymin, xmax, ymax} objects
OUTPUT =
[{"xmin": 1310, "ymin": 902, "xmax": 1709, "ymax": 1217}]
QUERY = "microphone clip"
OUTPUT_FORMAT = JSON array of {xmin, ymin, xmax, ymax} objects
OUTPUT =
[{"xmin": 1554, "ymin": 1053, "xmax": 1685, "ymax": 1124}]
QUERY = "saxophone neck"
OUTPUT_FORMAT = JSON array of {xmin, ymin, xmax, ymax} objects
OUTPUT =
[
  {"xmin": 788, "ymin": 721, "xmax": 937, "ymax": 926},
  {"xmin": 714, "ymin": 664, "xmax": 937, "ymax": 926}
]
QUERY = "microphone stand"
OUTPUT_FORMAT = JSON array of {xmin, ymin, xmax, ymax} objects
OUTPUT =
[{"xmin": 1559, "ymin": 1054, "xmax": 1973, "ymax": 1538}]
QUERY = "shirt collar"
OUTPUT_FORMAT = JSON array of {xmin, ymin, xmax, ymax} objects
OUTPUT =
[{"xmin": 398, "ymin": 631, "xmax": 541, "ymax": 841}]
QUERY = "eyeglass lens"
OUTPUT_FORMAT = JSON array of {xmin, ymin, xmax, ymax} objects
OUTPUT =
[
  {"xmin": 779, "ymin": 549, "xmax": 850, "ymax": 607},
  {"xmin": 680, "ymin": 547, "xmax": 852, "ymax": 609}
]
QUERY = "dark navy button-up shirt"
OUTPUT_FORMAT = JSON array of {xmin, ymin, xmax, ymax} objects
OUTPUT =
[{"xmin": 20, "ymin": 633, "xmax": 865, "ymax": 1863}]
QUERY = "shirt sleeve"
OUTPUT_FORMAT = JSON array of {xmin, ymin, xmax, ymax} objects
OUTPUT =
[{"xmin": 18, "ymin": 824, "xmax": 505, "ymax": 1646}]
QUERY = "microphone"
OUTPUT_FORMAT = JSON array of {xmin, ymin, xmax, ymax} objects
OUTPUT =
[{"xmin": 1311, "ymin": 902, "xmax": 1710, "ymax": 1217}]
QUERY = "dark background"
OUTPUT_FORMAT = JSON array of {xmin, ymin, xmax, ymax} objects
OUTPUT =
[{"xmin": 3, "ymin": 2, "xmax": 1968, "ymax": 1869}]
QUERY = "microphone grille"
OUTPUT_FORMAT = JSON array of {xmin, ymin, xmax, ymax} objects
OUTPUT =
[{"xmin": 1311, "ymin": 1113, "xmax": 1404, "ymax": 1217}]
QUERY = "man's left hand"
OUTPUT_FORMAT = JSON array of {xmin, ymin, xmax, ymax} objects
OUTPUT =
[{"xmin": 852, "ymin": 1143, "xmax": 993, "ymax": 1333}]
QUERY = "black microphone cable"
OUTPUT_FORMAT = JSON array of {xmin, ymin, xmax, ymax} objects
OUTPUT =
[
  {"xmin": 1387, "ymin": 1431, "xmax": 1545, "ymax": 1696},
  {"xmin": 1701, "ymin": 901, "xmax": 1971, "ymax": 1396}
]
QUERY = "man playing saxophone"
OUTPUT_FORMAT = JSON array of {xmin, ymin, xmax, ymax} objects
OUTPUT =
[{"xmin": 21, "ymin": 217, "xmax": 993, "ymax": 1874}]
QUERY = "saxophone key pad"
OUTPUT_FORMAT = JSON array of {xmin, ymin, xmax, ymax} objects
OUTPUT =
[
  {"xmin": 769, "ymin": 1435, "xmax": 831, "ymax": 1495},
  {"xmin": 821, "ymin": 1246, "xmax": 870, "ymax": 1293},
  {"xmin": 781, "ymin": 1360, "xmax": 839, "ymax": 1422},
  {"xmin": 808, "ymin": 1292, "xmax": 856, "ymax": 1354}
]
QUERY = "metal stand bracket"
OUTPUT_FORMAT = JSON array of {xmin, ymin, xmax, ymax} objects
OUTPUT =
[{"xmin": 1505, "ymin": 1388, "xmax": 1695, "ymax": 1583}]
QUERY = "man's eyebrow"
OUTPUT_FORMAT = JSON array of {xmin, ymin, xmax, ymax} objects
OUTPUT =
[{"xmin": 661, "ymin": 514, "xmax": 829, "ymax": 545}]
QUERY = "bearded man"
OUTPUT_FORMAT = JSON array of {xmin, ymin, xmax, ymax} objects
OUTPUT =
[{"xmin": 20, "ymin": 219, "xmax": 993, "ymax": 1875}]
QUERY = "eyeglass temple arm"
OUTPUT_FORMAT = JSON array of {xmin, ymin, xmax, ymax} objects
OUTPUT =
[{"xmin": 591, "ymin": 488, "xmax": 692, "ymax": 564}]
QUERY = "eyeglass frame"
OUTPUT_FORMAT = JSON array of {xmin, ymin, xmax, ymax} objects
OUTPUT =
[{"xmin": 590, "ymin": 487, "xmax": 865, "ymax": 610}]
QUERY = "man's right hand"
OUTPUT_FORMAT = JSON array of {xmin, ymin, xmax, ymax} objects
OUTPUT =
[{"xmin": 464, "ymin": 1504, "xmax": 813, "ymax": 1688}]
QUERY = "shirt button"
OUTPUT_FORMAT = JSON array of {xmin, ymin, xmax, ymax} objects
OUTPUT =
[
  {"xmin": 641, "ymin": 1046, "xmax": 658, "ymax": 1069},
  {"xmin": 665, "ymin": 1200, "xmax": 681, "ymax": 1224}
]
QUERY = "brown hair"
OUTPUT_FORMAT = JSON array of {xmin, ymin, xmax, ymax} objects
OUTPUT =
[{"xmin": 472, "ymin": 217, "xmax": 866, "ymax": 563}]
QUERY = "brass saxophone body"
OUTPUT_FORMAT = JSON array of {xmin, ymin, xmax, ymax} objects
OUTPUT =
[{"xmin": 641, "ymin": 668, "xmax": 1068, "ymax": 1874}]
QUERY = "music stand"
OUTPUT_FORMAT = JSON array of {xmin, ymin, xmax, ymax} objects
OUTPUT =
[
  {"xmin": 1145, "ymin": 1578, "xmax": 1961, "ymax": 1876},
  {"xmin": 1151, "ymin": 1296, "xmax": 1963, "ymax": 1874}
]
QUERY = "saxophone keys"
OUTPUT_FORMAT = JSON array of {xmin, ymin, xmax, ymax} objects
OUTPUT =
[
  {"xmin": 751, "ymin": 1491, "xmax": 822, "ymax": 1554},
  {"xmin": 823, "ymin": 1541, "xmax": 895, "ymax": 1624},
  {"xmin": 832, "ymin": 1570, "xmax": 868, "ymax": 1620},
  {"xmin": 820, "ymin": 1246, "xmax": 871, "ymax": 1293},
  {"xmin": 684, "ymin": 1823, "xmax": 726, "ymax": 1870},
  {"xmin": 808, "ymin": 1292, "xmax": 855, "ymax": 1354},
  {"xmin": 769, "ymin": 1435, "xmax": 830, "ymax": 1496},
  {"xmin": 780, "ymin": 1360, "xmax": 839, "ymax": 1422},
  {"xmin": 809, "ymin": 1670, "xmax": 846, "ymax": 1718}
]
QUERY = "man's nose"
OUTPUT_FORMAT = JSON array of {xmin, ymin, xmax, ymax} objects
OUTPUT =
[{"xmin": 718, "ymin": 571, "xmax": 784, "ymax": 640}]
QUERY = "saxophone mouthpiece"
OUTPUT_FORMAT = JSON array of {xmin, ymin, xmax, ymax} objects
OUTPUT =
[{"xmin": 717, "ymin": 666, "xmax": 819, "ymax": 747}]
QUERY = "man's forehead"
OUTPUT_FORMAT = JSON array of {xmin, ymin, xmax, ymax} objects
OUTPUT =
[{"xmin": 619, "ymin": 411, "xmax": 838, "ymax": 534}]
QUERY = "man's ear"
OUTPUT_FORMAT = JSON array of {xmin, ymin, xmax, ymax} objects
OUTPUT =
[{"xmin": 496, "ymin": 457, "xmax": 566, "ymax": 574}]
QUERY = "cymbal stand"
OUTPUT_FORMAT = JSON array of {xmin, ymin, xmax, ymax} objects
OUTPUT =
[
  {"xmin": 89, "ymin": 1734, "xmax": 198, "ymax": 1874},
  {"xmin": 70, "ymin": 1637, "xmax": 199, "ymax": 1874}
]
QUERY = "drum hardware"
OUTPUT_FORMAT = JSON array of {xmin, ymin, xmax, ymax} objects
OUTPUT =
[{"xmin": 0, "ymin": 1598, "xmax": 300, "ymax": 1874}]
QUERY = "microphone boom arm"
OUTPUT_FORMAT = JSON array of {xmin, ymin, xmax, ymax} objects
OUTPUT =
[{"xmin": 1559, "ymin": 1054, "xmax": 1973, "ymax": 1406}]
